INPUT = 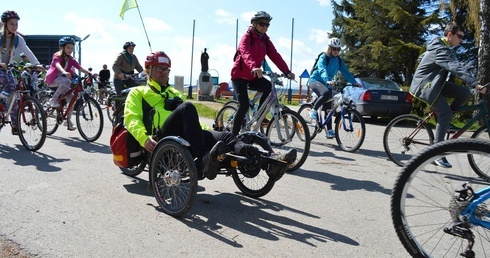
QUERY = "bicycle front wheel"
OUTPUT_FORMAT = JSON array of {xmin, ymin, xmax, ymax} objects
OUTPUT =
[
  {"xmin": 391, "ymin": 138, "xmax": 490, "ymax": 258},
  {"xmin": 17, "ymin": 96, "xmax": 47, "ymax": 151},
  {"xmin": 75, "ymin": 97, "xmax": 104, "ymax": 142},
  {"xmin": 106, "ymin": 93, "xmax": 117, "ymax": 124},
  {"xmin": 383, "ymin": 114, "xmax": 434, "ymax": 166},
  {"xmin": 468, "ymin": 126, "xmax": 490, "ymax": 181},
  {"xmin": 334, "ymin": 109, "xmax": 365, "ymax": 152},
  {"xmin": 266, "ymin": 109, "xmax": 310, "ymax": 172},
  {"xmin": 297, "ymin": 103, "xmax": 319, "ymax": 140}
]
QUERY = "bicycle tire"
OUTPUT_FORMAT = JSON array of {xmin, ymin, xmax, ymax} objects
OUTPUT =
[
  {"xmin": 232, "ymin": 133, "xmax": 275, "ymax": 198},
  {"xmin": 17, "ymin": 96, "xmax": 47, "ymax": 151},
  {"xmin": 39, "ymin": 96, "xmax": 60, "ymax": 135},
  {"xmin": 468, "ymin": 126, "xmax": 490, "ymax": 181},
  {"xmin": 150, "ymin": 139, "xmax": 197, "ymax": 217},
  {"xmin": 75, "ymin": 97, "xmax": 104, "ymax": 142},
  {"xmin": 120, "ymin": 160, "xmax": 147, "ymax": 177},
  {"xmin": 334, "ymin": 109, "xmax": 365, "ymax": 152},
  {"xmin": 265, "ymin": 109, "xmax": 310, "ymax": 172},
  {"xmin": 297, "ymin": 103, "xmax": 319, "ymax": 140},
  {"xmin": 214, "ymin": 105, "xmax": 237, "ymax": 132},
  {"xmin": 383, "ymin": 114, "xmax": 434, "ymax": 166},
  {"xmin": 106, "ymin": 93, "xmax": 117, "ymax": 124},
  {"xmin": 391, "ymin": 138, "xmax": 490, "ymax": 258}
]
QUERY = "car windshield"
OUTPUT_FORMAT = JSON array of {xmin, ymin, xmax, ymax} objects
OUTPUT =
[{"xmin": 362, "ymin": 79, "xmax": 401, "ymax": 90}]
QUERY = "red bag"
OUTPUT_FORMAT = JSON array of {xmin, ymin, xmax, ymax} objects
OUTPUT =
[{"xmin": 110, "ymin": 123, "xmax": 142, "ymax": 168}]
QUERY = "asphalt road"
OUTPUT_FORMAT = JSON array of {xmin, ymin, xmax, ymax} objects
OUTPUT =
[{"xmin": 0, "ymin": 107, "xmax": 408, "ymax": 257}]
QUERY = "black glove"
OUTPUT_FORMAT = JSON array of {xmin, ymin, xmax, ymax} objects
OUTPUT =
[{"xmin": 164, "ymin": 96, "xmax": 183, "ymax": 111}]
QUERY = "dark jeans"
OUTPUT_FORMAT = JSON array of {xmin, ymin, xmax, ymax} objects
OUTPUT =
[
  {"xmin": 159, "ymin": 102, "xmax": 240, "ymax": 166},
  {"xmin": 431, "ymin": 81, "xmax": 470, "ymax": 143},
  {"xmin": 114, "ymin": 78, "xmax": 136, "ymax": 96},
  {"xmin": 309, "ymin": 81, "xmax": 333, "ymax": 130},
  {"xmin": 231, "ymin": 77, "xmax": 271, "ymax": 135}
]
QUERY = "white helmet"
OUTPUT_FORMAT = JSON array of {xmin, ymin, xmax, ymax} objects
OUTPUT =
[{"xmin": 329, "ymin": 37, "xmax": 342, "ymax": 48}]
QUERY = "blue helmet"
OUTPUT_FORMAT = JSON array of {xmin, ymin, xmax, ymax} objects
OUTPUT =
[{"xmin": 59, "ymin": 36, "xmax": 75, "ymax": 47}]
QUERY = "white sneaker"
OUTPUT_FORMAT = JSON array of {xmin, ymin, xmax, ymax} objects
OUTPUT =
[
  {"xmin": 67, "ymin": 120, "xmax": 76, "ymax": 131},
  {"xmin": 48, "ymin": 98, "xmax": 59, "ymax": 108}
]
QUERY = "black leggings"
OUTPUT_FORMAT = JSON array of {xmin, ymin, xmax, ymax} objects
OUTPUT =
[
  {"xmin": 231, "ymin": 77, "xmax": 271, "ymax": 135},
  {"xmin": 309, "ymin": 81, "xmax": 333, "ymax": 130},
  {"xmin": 114, "ymin": 78, "xmax": 136, "ymax": 96}
]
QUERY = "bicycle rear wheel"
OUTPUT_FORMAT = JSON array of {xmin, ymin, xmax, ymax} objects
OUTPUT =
[
  {"xmin": 334, "ymin": 109, "xmax": 365, "ymax": 152},
  {"xmin": 468, "ymin": 126, "xmax": 490, "ymax": 181},
  {"xmin": 266, "ymin": 109, "xmax": 310, "ymax": 172},
  {"xmin": 106, "ymin": 93, "xmax": 117, "ymax": 124},
  {"xmin": 39, "ymin": 96, "xmax": 59, "ymax": 135},
  {"xmin": 383, "ymin": 114, "xmax": 434, "ymax": 166},
  {"xmin": 17, "ymin": 96, "xmax": 47, "ymax": 151},
  {"xmin": 214, "ymin": 105, "xmax": 237, "ymax": 132},
  {"xmin": 391, "ymin": 139, "xmax": 490, "ymax": 258},
  {"xmin": 75, "ymin": 97, "xmax": 104, "ymax": 142}
]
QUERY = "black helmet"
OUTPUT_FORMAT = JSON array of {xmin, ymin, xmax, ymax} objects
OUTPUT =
[
  {"xmin": 1, "ymin": 10, "xmax": 20, "ymax": 23},
  {"xmin": 59, "ymin": 36, "xmax": 76, "ymax": 47},
  {"xmin": 123, "ymin": 41, "xmax": 136, "ymax": 50},
  {"xmin": 250, "ymin": 11, "xmax": 272, "ymax": 23}
]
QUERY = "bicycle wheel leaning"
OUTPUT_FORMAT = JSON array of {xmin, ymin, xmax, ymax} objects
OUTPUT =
[
  {"xmin": 391, "ymin": 138, "xmax": 490, "ymax": 258},
  {"xmin": 383, "ymin": 114, "xmax": 434, "ymax": 166},
  {"xmin": 17, "ymin": 96, "xmax": 47, "ymax": 151},
  {"xmin": 266, "ymin": 109, "xmax": 310, "ymax": 172},
  {"xmin": 334, "ymin": 109, "xmax": 365, "ymax": 152},
  {"xmin": 75, "ymin": 97, "xmax": 104, "ymax": 142},
  {"xmin": 150, "ymin": 138, "xmax": 198, "ymax": 217}
]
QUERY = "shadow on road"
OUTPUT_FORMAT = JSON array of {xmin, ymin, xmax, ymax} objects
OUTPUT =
[
  {"xmin": 47, "ymin": 135, "xmax": 111, "ymax": 154},
  {"xmin": 0, "ymin": 143, "xmax": 70, "ymax": 172}
]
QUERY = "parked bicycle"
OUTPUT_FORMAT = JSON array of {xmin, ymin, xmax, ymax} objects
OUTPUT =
[
  {"xmin": 40, "ymin": 77, "xmax": 104, "ymax": 142},
  {"xmin": 391, "ymin": 138, "xmax": 490, "ymax": 257},
  {"xmin": 383, "ymin": 82, "xmax": 490, "ymax": 167},
  {"xmin": 0, "ymin": 64, "xmax": 47, "ymax": 151},
  {"xmin": 298, "ymin": 82, "xmax": 366, "ymax": 152},
  {"xmin": 214, "ymin": 71, "xmax": 310, "ymax": 171}
]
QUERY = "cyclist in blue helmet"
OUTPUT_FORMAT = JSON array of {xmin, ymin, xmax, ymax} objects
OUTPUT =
[
  {"xmin": 45, "ymin": 36, "xmax": 92, "ymax": 130},
  {"xmin": 0, "ymin": 10, "xmax": 40, "ymax": 135}
]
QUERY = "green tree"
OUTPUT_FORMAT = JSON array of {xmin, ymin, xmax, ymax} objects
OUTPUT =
[{"xmin": 331, "ymin": 0, "xmax": 441, "ymax": 86}]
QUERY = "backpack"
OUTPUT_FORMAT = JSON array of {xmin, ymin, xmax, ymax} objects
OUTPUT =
[
  {"xmin": 110, "ymin": 121, "xmax": 142, "ymax": 168},
  {"xmin": 0, "ymin": 34, "xmax": 19, "ymax": 49},
  {"xmin": 233, "ymin": 32, "xmax": 269, "ymax": 64},
  {"xmin": 309, "ymin": 52, "xmax": 342, "ymax": 75}
]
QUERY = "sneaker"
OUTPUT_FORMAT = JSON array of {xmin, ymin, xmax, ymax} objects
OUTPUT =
[
  {"xmin": 267, "ymin": 149, "xmax": 298, "ymax": 181},
  {"xmin": 48, "ymin": 98, "xmax": 59, "ymax": 108},
  {"xmin": 326, "ymin": 129, "xmax": 335, "ymax": 139},
  {"xmin": 434, "ymin": 157, "xmax": 452, "ymax": 168},
  {"xmin": 67, "ymin": 120, "xmax": 76, "ymax": 131},
  {"xmin": 202, "ymin": 140, "xmax": 226, "ymax": 180},
  {"xmin": 309, "ymin": 109, "xmax": 318, "ymax": 120}
]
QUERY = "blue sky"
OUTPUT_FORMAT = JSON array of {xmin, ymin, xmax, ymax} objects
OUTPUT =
[{"xmin": 4, "ymin": 0, "xmax": 335, "ymax": 88}]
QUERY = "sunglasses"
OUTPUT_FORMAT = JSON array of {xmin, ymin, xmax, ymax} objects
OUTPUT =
[
  {"xmin": 258, "ymin": 22, "xmax": 270, "ymax": 28},
  {"xmin": 331, "ymin": 47, "xmax": 341, "ymax": 52},
  {"xmin": 154, "ymin": 66, "xmax": 170, "ymax": 73},
  {"xmin": 455, "ymin": 33, "xmax": 464, "ymax": 40}
]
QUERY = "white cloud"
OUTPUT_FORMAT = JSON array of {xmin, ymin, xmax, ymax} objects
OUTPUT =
[
  {"xmin": 309, "ymin": 28, "xmax": 331, "ymax": 44},
  {"xmin": 214, "ymin": 9, "xmax": 236, "ymax": 25},
  {"xmin": 316, "ymin": 0, "xmax": 331, "ymax": 7}
]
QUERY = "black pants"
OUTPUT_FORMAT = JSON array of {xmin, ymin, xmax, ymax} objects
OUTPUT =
[
  {"xmin": 231, "ymin": 77, "xmax": 271, "ymax": 135},
  {"xmin": 114, "ymin": 78, "xmax": 136, "ymax": 96},
  {"xmin": 159, "ymin": 102, "xmax": 240, "ymax": 165},
  {"xmin": 309, "ymin": 81, "xmax": 333, "ymax": 130}
]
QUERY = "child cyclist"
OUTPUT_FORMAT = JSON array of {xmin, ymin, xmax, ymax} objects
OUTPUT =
[
  {"xmin": 45, "ymin": 36, "xmax": 92, "ymax": 131},
  {"xmin": 0, "ymin": 10, "xmax": 40, "ymax": 135}
]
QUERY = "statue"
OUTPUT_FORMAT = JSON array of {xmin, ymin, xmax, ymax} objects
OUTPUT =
[{"xmin": 200, "ymin": 48, "xmax": 209, "ymax": 72}]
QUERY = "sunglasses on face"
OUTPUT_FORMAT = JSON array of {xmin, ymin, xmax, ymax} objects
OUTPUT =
[
  {"xmin": 258, "ymin": 22, "xmax": 270, "ymax": 28},
  {"xmin": 331, "ymin": 47, "xmax": 341, "ymax": 52}
]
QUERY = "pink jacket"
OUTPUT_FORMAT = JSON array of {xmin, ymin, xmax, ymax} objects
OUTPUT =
[
  {"xmin": 231, "ymin": 26, "xmax": 290, "ymax": 81},
  {"xmin": 45, "ymin": 54, "xmax": 81, "ymax": 85}
]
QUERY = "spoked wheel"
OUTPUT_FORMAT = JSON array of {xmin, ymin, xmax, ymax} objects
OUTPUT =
[
  {"xmin": 266, "ymin": 109, "xmax": 310, "ymax": 172},
  {"xmin": 233, "ymin": 133, "xmax": 275, "ymax": 198},
  {"xmin": 106, "ymin": 93, "xmax": 117, "ymax": 124},
  {"xmin": 150, "ymin": 139, "xmax": 197, "ymax": 217},
  {"xmin": 214, "ymin": 105, "xmax": 237, "ymax": 132},
  {"xmin": 383, "ymin": 114, "xmax": 434, "ymax": 166},
  {"xmin": 468, "ymin": 126, "xmax": 490, "ymax": 181},
  {"xmin": 75, "ymin": 97, "xmax": 104, "ymax": 142},
  {"xmin": 17, "ymin": 96, "xmax": 47, "ymax": 151},
  {"xmin": 39, "ymin": 96, "xmax": 60, "ymax": 135},
  {"xmin": 334, "ymin": 109, "xmax": 365, "ymax": 152},
  {"xmin": 120, "ymin": 160, "xmax": 147, "ymax": 177},
  {"xmin": 297, "ymin": 103, "xmax": 319, "ymax": 140},
  {"xmin": 391, "ymin": 139, "xmax": 490, "ymax": 258}
]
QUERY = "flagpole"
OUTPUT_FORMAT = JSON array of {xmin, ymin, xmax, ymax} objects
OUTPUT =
[
  {"xmin": 134, "ymin": 0, "xmax": 152, "ymax": 52},
  {"xmin": 288, "ymin": 18, "xmax": 294, "ymax": 102},
  {"xmin": 188, "ymin": 19, "xmax": 195, "ymax": 99},
  {"xmin": 235, "ymin": 19, "xmax": 238, "ymax": 49}
]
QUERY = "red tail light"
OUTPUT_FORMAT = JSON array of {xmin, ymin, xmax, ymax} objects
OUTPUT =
[
  {"xmin": 361, "ymin": 91, "xmax": 371, "ymax": 101},
  {"xmin": 406, "ymin": 94, "xmax": 413, "ymax": 103}
]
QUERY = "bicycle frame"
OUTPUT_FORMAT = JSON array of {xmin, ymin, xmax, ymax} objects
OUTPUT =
[
  {"xmin": 313, "ymin": 86, "xmax": 356, "ymax": 133},
  {"xmin": 1, "ymin": 69, "xmax": 30, "ymax": 127},
  {"xmin": 52, "ymin": 80, "xmax": 92, "ymax": 122}
]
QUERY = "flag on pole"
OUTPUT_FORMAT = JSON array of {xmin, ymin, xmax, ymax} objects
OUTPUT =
[{"xmin": 120, "ymin": 0, "xmax": 138, "ymax": 19}]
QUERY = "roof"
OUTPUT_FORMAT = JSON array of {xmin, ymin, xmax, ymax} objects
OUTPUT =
[{"xmin": 24, "ymin": 35, "xmax": 82, "ymax": 41}]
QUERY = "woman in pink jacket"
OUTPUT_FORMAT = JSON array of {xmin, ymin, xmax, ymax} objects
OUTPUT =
[{"xmin": 230, "ymin": 11, "xmax": 295, "ymax": 136}]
